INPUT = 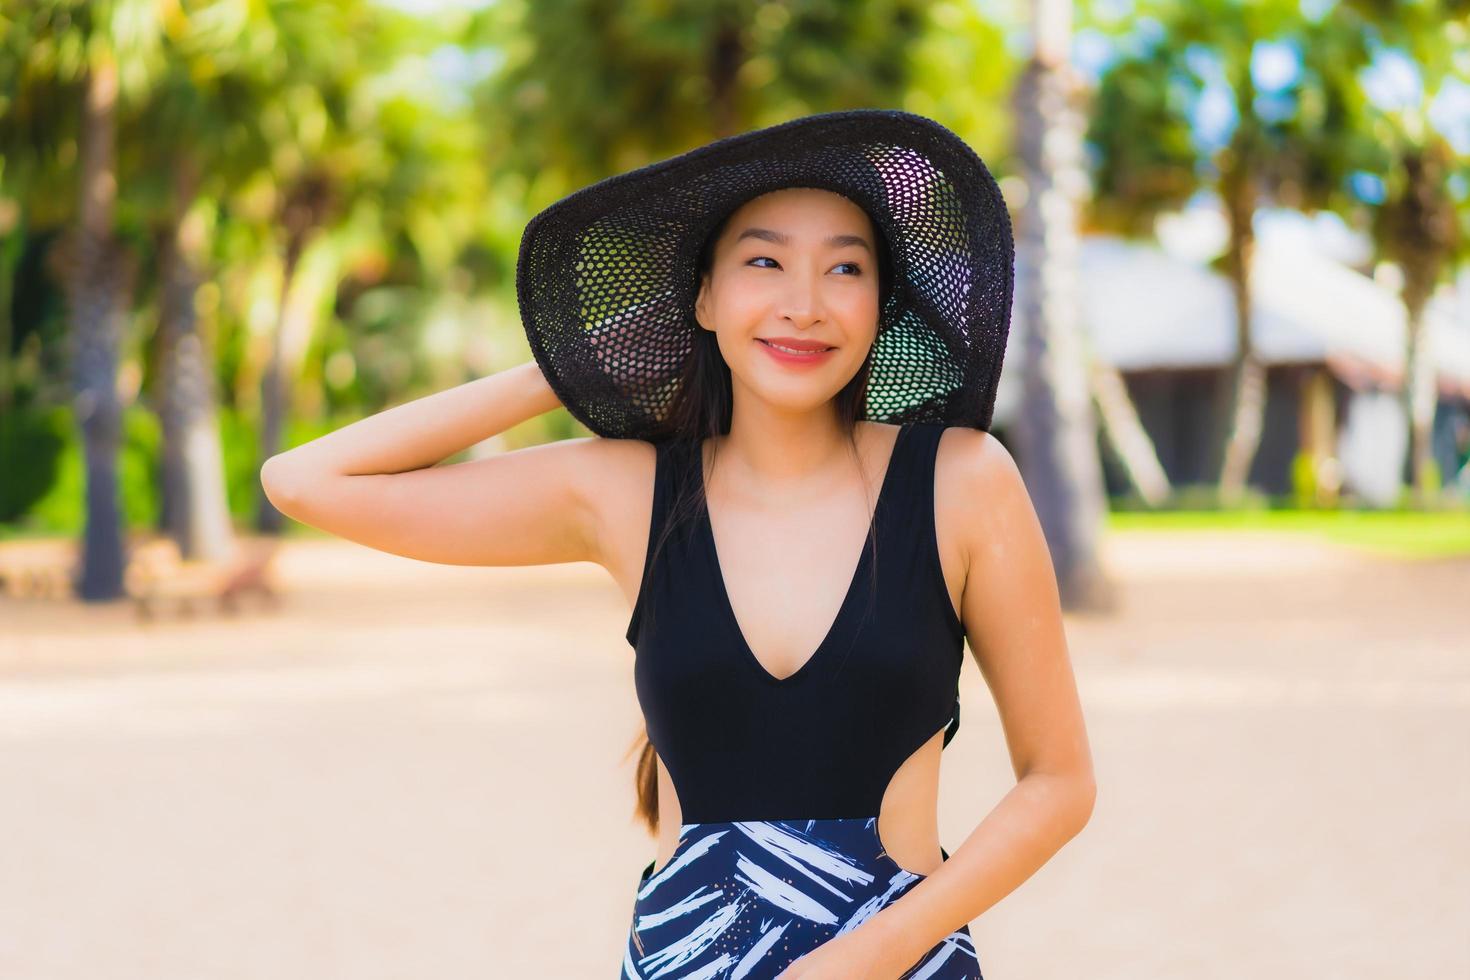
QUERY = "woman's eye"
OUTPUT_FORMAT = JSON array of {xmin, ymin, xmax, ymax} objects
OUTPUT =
[{"xmin": 746, "ymin": 257, "xmax": 862, "ymax": 275}]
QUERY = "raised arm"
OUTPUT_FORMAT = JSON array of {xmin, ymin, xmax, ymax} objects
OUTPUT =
[{"xmin": 258, "ymin": 360, "xmax": 617, "ymax": 568}]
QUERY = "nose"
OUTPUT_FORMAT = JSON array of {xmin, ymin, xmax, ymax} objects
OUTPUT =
[{"xmin": 780, "ymin": 271, "xmax": 825, "ymax": 326}]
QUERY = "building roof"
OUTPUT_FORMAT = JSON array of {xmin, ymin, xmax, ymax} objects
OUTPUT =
[{"xmin": 994, "ymin": 211, "xmax": 1470, "ymax": 425}]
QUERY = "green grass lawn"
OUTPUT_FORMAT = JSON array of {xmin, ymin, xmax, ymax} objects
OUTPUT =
[
  {"xmin": 7, "ymin": 506, "xmax": 1468, "ymax": 559},
  {"xmin": 1106, "ymin": 508, "xmax": 1470, "ymax": 559}
]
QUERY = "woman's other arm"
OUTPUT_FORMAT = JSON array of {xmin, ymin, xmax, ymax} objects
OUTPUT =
[{"xmin": 859, "ymin": 427, "xmax": 1097, "ymax": 975}]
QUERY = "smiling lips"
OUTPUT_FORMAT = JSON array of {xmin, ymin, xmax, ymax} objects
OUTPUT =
[
  {"xmin": 756, "ymin": 337, "xmax": 837, "ymax": 367},
  {"xmin": 757, "ymin": 337, "xmax": 836, "ymax": 357}
]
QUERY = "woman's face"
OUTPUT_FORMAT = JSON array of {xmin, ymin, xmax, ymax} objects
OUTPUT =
[{"xmin": 694, "ymin": 187, "xmax": 881, "ymax": 412}]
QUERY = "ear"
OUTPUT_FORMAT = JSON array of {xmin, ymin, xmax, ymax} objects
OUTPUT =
[{"xmin": 693, "ymin": 274, "xmax": 712, "ymax": 332}]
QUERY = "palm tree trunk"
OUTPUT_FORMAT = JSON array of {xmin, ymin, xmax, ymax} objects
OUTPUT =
[
  {"xmin": 1402, "ymin": 300, "xmax": 1435, "ymax": 504},
  {"xmin": 1391, "ymin": 147, "xmax": 1451, "ymax": 507},
  {"xmin": 155, "ymin": 155, "xmax": 236, "ymax": 560},
  {"xmin": 1216, "ymin": 133, "xmax": 1266, "ymax": 505},
  {"xmin": 1011, "ymin": 0, "xmax": 1115, "ymax": 611},
  {"xmin": 254, "ymin": 248, "xmax": 299, "ymax": 534},
  {"xmin": 66, "ymin": 51, "xmax": 128, "ymax": 601},
  {"xmin": 255, "ymin": 175, "xmax": 334, "ymax": 533}
]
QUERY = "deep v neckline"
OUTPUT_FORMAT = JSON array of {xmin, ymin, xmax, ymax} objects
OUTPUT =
[{"xmin": 696, "ymin": 422, "xmax": 912, "ymax": 686}]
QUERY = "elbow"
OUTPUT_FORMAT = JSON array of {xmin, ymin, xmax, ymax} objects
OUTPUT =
[
  {"xmin": 1029, "ymin": 768, "xmax": 1096, "ymax": 836},
  {"xmin": 1018, "ymin": 767, "xmax": 1096, "ymax": 839},
  {"xmin": 1072, "ymin": 775, "xmax": 1097, "ymax": 831},
  {"xmin": 1054, "ymin": 767, "xmax": 1097, "ymax": 840},
  {"xmin": 260, "ymin": 454, "xmax": 310, "ymax": 516}
]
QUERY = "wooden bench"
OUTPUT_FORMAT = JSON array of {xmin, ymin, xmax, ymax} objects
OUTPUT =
[
  {"xmin": 125, "ymin": 535, "xmax": 283, "ymax": 620},
  {"xmin": 0, "ymin": 539, "xmax": 75, "ymax": 599},
  {"xmin": 0, "ymin": 534, "xmax": 283, "ymax": 615}
]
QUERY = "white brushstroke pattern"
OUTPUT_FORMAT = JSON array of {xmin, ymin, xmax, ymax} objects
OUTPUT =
[
  {"xmin": 621, "ymin": 944, "xmax": 643, "ymax": 979},
  {"xmin": 730, "ymin": 919, "xmax": 790, "ymax": 979},
  {"xmin": 734, "ymin": 821, "xmax": 872, "ymax": 897},
  {"xmin": 623, "ymin": 817, "xmax": 983, "ymax": 978},
  {"xmin": 636, "ymin": 885, "xmax": 725, "ymax": 930},
  {"xmin": 905, "ymin": 943, "xmax": 958, "ymax": 980},
  {"xmin": 732, "ymin": 851, "xmax": 840, "ymax": 925},
  {"xmin": 837, "ymin": 867, "xmax": 922, "ymax": 935},
  {"xmin": 638, "ymin": 829, "xmax": 728, "ymax": 900},
  {"xmin": 638, "ymin": 895, "xmax": 749, "ymax": 978},
  {"xmin": 678, "ymin": 954, "xmax": 738, "ymax": 979}
]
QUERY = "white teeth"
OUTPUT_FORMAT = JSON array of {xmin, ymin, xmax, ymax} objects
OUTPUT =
[{"xmin": 763, "ymin": 340, "xmax": 831, "ymax": 355}]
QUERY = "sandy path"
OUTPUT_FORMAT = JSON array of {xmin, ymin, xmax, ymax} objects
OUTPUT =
[{"xmin": 0, "ymin": 532, "xmax": 1466, "ymax": 979}]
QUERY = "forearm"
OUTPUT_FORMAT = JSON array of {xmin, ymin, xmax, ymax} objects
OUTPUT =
[
  {"xmin": 865, "ymin": 771, "xmax": 1095, "ymax": 974},
  {"xmin": 266, "ymin": 360, "xmax": 560, "ymax": 481}
]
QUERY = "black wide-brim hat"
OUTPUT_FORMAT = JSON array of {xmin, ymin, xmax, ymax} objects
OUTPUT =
[{"xmin": 516, "ymin": 108, "xmax": 1014, "ymax": 440}]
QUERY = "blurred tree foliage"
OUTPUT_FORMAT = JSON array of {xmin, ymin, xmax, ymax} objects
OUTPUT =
[
  {"xmin": 2, "ymin": 0, "xmax": 1461, "ymax": 551},
  {"xmin": 0, "ymin": 0, "xmax": 1014, "ymax": 545},
  {"xmin": 1082, "ymin": 0, "xmax": 1468, "ymax": 506}
]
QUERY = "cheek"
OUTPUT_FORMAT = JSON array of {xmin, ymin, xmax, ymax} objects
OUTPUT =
[
  {"xmin": 711, "ymin": 283, "xmax": 768, "ymax": 329},
  {"xmin": 840, "ymin": 287, "xmax": 878, "ymax": 316},
  {"xmin": 834, "ymin": 290, "xmax": 880, "ymax": 341}
]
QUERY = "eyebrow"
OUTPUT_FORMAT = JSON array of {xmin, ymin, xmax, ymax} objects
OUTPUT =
[{"xmin": 733, "ymin": 227, "xmax": 873, "ymax": 254}]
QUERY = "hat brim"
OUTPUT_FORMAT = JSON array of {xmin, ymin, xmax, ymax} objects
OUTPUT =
[{"xmin": 516, "ymin": 108, "xmax": 1014, "ymax": 439}]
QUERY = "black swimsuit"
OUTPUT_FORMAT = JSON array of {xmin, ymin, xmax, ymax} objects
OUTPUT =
[{"xmin": 621, "ymin": 421, "xmax": 983, "ymax": 979}]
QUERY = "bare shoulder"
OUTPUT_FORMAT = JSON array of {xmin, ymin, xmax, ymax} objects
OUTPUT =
[
  {"xmin": 935, "ymin": 425, "xmax": 1020, "ymax": 496},
  {"xmin": 933, "ymin": 425, "xmax": 1035, "ymax": 586}
]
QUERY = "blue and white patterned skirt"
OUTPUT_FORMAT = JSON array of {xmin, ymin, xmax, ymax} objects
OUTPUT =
[{"xmin": 621, "ymin": 816, "xmax": 983, "ymax": 979}]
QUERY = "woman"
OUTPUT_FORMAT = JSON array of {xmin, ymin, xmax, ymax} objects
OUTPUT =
[{"xmin": 262, "ymin": 110, "xmax": 1095, "ymax": 979}]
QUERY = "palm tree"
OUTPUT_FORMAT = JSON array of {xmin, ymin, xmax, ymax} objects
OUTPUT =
[
  {"xmin": 1011, "ymin": 0, "xmax": 1115, "ymax": 610},
  {"xmin": 238, "ymin": 0, "xmax": 437, "ymax": 533},
  {"xmin": 1345, "ymin": 0, "xmax": 1470, "ymax": 503},
  {"xmin": 67, "ymin": 50, "xmax": 131, "ymax": 598},
  {"xmin": 1377, "ymin": 137, "xmax": 1466, "ymax": 503},
  {"xmin": 6, "ymin": 1, "xmax": 167, "ymax": 599},
  {"xmin": 130, "ymin": 22, "xmax": 243, "ymax": 562},
  {"xmin": 148, "ymin": 151, "xmax": 236, "ymax": 561},
  {"xmin": 1087, "ymin": 0, "xmax": 1392, "ymax": 504}
]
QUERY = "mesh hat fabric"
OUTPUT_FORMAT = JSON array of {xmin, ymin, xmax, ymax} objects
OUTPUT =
[{"xmin": 515, "ymin": 108, "xmax": 1014, "ymax": 440}]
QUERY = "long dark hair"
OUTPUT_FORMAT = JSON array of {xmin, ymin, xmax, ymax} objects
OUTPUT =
[{"xmin": 627, "ymin": 190, "xmax": 897, "ymax": 836}]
